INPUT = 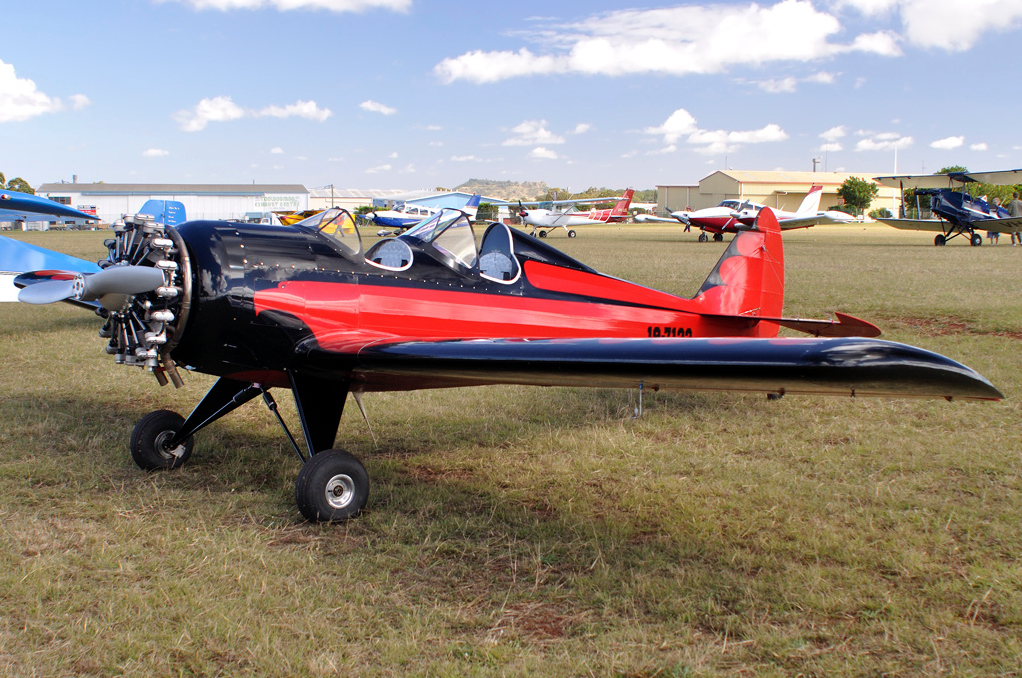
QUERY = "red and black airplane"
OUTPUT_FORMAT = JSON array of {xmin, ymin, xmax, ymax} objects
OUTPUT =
[{"xmin": 13, "ymin": 206, "xmax": 1001, "ymax": 522}]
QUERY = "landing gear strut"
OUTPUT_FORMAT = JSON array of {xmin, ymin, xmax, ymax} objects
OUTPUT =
[{"xmin": 128, "ymin": 372, "xmax": 369, "ymax": 522}]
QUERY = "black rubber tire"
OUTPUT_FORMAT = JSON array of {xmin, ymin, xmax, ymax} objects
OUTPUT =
[
  {"xmin": 935, "ymin": 234, "xmax": 946, "ymax": 246},
  {"xmin": 130, "ymin": 410, "xmax": 194, "ymax": 470},
  {"xmin": 698, "ymin": 233, "xmax": 708, "ymax": 242},
  {"xmin": 971, "ymin": 233, "xmax": 983, "ymax": 247},
  {"xmin": 713, "ymin": 233, "xmax": 724, "ymax": 242},
  {"xmin": 567, "ymin": 230, "xmax": 577, "ymax": 238},
  {"xmin": 295, "ymin": 449, "xmax": 369, "ymax": 522},
  {"xmin": 538, "ymin": 230, "xmax": 547, "ymax": 238}
]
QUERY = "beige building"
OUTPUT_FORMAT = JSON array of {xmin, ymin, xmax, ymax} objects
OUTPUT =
[{"xmin": 655, "ymin": 170, "xmax": 900, "ymax": 217}]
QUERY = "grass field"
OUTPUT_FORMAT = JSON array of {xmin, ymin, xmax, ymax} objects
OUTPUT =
[{"xmin": 1, "ymin": 224, "xmax": 1020, "ymax": 676}]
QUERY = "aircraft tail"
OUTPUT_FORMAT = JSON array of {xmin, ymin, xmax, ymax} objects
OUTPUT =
[
  {"xmin": 795, "ymin": 184, "xmax": 823, "ymax": 216},
  {"xmin": 463, "ymin": 194, "xmax": 482, "ymax": 219},
  {"xmin": 136, "ymin": 200, "xmax": 187, "ymax": 226},
  {"xmin": 693, "ymin": 207, "xmax": 784, "ymax": 336},
  {"xmin": 612, "ymin": 189, "xmax": 635, "ymax": 216}
]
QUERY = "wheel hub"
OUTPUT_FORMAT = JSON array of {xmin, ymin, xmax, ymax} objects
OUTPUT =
[
  {"xmin": 154, "ymin": 430, "xmax": 187, "ymax": 460},
  {"xmin": 325, "ymin": 474, "xmax": 355, "ymax": 509}
]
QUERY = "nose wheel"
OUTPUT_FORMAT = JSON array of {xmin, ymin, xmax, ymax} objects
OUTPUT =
[{"xmin": 130, "ymin": 409, "xmax": 194, "ymax": 470}]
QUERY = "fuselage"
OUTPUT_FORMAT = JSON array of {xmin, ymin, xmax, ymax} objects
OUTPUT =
[{"xmin": 162, "ymin": 212, "xmax": 777, "ymax": 388}]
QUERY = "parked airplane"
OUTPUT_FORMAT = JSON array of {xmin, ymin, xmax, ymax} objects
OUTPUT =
[
  {"xmin": 873, "ymin": 169, "xmax": 1022, "ymax": 246},
  {"xmin": 369, "ymin": 194, "xmax": 481, "ymax": 235},
  {"xmin": 9, "ymin": 206, "xmax": 999, "ymax": 522},
  {"xmin": 636, "ymin": 185, "xmax": 854, "ymax": 241},
  {"xmin": 507, "ymin": 189, "xmax": 635, "ymax": 238},
  {"xmin": 0, "ymin": 190, "xmax": 98, "ymax": 224}
]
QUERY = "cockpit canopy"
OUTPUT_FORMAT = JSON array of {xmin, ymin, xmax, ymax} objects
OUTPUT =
[{"xmin": 295, "ymin": 207, "xmax": 362, "ymax": 260}]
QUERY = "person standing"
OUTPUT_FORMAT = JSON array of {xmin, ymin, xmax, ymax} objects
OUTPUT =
[{"xmin": 1009, "ymin": 192, "xmax": 1022, "ymax": 246}]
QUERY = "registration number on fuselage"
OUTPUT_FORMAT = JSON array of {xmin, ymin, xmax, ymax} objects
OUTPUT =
[{"xmin": 647, "ymin": 326, "xmax": 692, "ymax": 338}]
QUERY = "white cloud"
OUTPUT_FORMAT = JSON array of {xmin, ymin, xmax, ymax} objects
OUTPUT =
[
  {"xmin": 428, "ymin": 141, "xmax": 444, "ymax": 147},
  {"xmin": 971, "ymin": 142, "xmax": 989, "ymax": 151},
  {"xmin": 820, "ymin": 142, "xmax": 843, "ymax": 152},
  {"xmin": 820, "ymin": 125, "xmax": 846, "ymax": 142},
  {"xmin": 175, "ymin": 96, "xmax": 331, "ymax": 131},
  {"xmin": 360, "ymin": 100, "xmax": 397, "ymax": 115},
  {"xmin": 644, "ymin": 108, "xmax": 787, "ymax": 154},
  {"xmin": 157, "ymin": 0, "xmax": 411, "ymax": 12},
  {"xmin": 855, "ymin": 132, "xmax": 913, "ymax": 151},
  {"xmin": 270, "ymin": 146, "xmax": 284, "ymax": 154},
  {"xmin": 365, "ymin": 164, "xmax": 391, "ymax": 174},
  {"xmin": 435, "ymin": 1, "xmax": 899, "ymax": 84},
  {"xmin": 0, "ymin": 60, "xmax": 88, "ymax": 123},
  {"xmin": 757, "ymin": 77, "xmax": 798, "ymax": 93},
  {"xmin": 806, "ymin": 71, "xmax": 836, "ymax": 84},
  {"xmin": 930, "ymin": 135, "xmax": 964, "ymax": 150},
  {"xmin": 425, "ymin": 124, "xmax": 442, "ymax": 131},
  {"xmin": 451, "ymin": 155, "xmax": 479, "ymax": 162},
  {"xmin": 503, "ymin": 119, "xmax": 565, "ymax": 146},
  {"xmin": 572, "ymin": 123, "xmax": 592, "ymax": 134},
  {"xmin": 530, "ymin": 147, "xmax": 559, "ymax": 160},
  {"xmin": 143, "ymin": 148, "xmax": 169, "ymax": 157},
  {"xmin": 837, "ymin": 0, "xmax": 1022, "ymax": 51}
]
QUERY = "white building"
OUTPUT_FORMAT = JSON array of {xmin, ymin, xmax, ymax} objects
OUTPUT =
[{"xmin": 35, "ymin": 182, "xmax": 310, "ymax": 224}]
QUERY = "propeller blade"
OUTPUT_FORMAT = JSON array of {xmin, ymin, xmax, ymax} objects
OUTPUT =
[
  {"xmin": 18, "ymin": 279, "xmax": 78, "ymax": 305},
  {"xmin": 79, "ymin": 266, "xmax": 165, "ymax": 300}
]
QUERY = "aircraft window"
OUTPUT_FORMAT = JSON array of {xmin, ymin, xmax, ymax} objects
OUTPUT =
[
  {"xmin": 296, "ymin": 207, "xmax": 362, "ymax": 258},
  {"xmin": 479, "ymin": 223, "xmax": 521, "ymax": 284},
  {"xmin": 721, "ymin": 200, "xmax": 739, "ymax": 209},
  {"xmin": 365, "ymin": 238, "xmax": 413, "ymax": 271}
]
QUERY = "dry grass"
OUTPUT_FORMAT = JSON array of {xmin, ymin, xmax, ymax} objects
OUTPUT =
[{"xmin": 0, "ymin": 224, "xmax": 1020, "ymax": 676}]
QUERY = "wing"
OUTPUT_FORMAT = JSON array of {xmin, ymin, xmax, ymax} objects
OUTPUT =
[
  {"xmin": 291, "ymin": 335, "xmax": 1001, "ymax": 401},
  {"xmin": 963, "ymin": 169, "xmax": 1022, "ymax": 185},
  {"xmin": 873, "ymin": 174, "xmax": 962, "ymax": 190},
  {"xmin": 634, "ymin": 214, "xmax": 683, "ymax": 224},
  {"xmin": 0, "ymin": 192, "xmax": 96, "ymax": 221},
  {"xmin": 778, "ymin": 212, "xmax": 855, "ymax": 230},
  {"xmin": 876, "ymin": 218, "xmax": 949, "ymax": 233}
]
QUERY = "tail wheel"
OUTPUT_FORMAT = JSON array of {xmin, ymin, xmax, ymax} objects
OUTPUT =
[
  {"xmin": 295, "ymin": 449, "xmax": 369, "ymax": 522},
  {"xmin": 130, "ymin": 409, "xmax": 194, "ymax": 470},
  {"xmin": 567, "ymin": 230, "xmax": 577, "ymax": 238}
]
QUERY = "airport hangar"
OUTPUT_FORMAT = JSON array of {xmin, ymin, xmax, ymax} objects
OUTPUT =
[{"xmin": 653, "ymin": 170, "xmax": 901, "ymax": 217}]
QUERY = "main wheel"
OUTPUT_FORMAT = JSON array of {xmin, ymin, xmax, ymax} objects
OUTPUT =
[
  {"xmin": 971, "ymin": 233, "xmax": 983, "ymax": 246},
  {"xmin": 698, "ymin": 233, "xmax": 709, "ymax": 242},
  {"xmin": 934, "ymin": 234, "xmax": 946, "ymax": 246},
  {"xmin": 538, "ymin": 230, "xmax": 547, "ymax": 238},
  {"xmin": 713, "ymin": 233, "xmax": 724, "ymax": 242},
  {"xmin": 567, "ymin": 230, "xmax": 577, "ymax": 238},
  {"xmin": 130, "ymin": 409, "xmax": 194, "ymax": 470},
  {"xmin": 295, "ymin": 449, "xmax": 369, "ymax": 522}
]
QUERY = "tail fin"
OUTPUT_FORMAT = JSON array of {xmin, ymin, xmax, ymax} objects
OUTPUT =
[
  {"xmin": 795, "ymin": 185, "xmax": 823, "ymax": 216},
  {"xmin": 612, "ymin": 189, "xmax": 634, "ymax": 216},
  {"xmin": 463, "ymin": 194, "xmax": 481, "ymax": 218},
  {"xmin": 693, "ymin": 208, "xmax": 784, "ymax": 335},
  {"xmin": 137, "ymin": 200, "xmax": 187, "ymax": 226}
]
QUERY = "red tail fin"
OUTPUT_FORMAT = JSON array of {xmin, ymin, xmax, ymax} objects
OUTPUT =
[
  {"xmin": 693, "ymin": 208, "xmax": 784, "ymax": 336},
  {"xmin": 612, "ymin": 189, "xmax": 634, "ymax": 216}
]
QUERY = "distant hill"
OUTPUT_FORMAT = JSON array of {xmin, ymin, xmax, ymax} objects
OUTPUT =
[{"xmin": 455, "ymin": 179, "xmax": 549, "ymax": 201}]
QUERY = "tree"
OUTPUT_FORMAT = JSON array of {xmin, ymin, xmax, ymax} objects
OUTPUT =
[
  {"xmin": 836, "ymin": 176, "xmax": 879, "ymax": 216},
  {"xmin": 5, "ymin": 177, "xmax": 34, "ymax": 194}
]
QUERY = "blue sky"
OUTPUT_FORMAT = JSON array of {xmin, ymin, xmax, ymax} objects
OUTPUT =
[{"xmin": 3, "ymin": 0, "xmax": 1022, "ymax": 192}]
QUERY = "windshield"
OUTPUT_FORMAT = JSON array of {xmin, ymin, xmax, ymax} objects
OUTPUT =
[
  {"xmin": 295, "ymin": 207, "xmax": 362, "ymax": 258},
  {"xmin": 401, "ymin": 208, "xmax": 478, "ymax": 269}
]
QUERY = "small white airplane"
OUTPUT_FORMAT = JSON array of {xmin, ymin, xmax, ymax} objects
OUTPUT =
[
  {"xmin": 505, "ymin": 189, "xmax": 635, "ymax": 238},
  {"xmin": 636, "ymin": 185, "xmax": 854, "ymax": 241},
  {"xmin": 370, "ymin": 195, "xmax": 481, "ymax": 236}
]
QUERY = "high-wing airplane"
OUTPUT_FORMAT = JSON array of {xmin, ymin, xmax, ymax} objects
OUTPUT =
[
  {"xmin": 636, "ymin": 185, "xmax": 854, "ymax": 241},
  {"xmin": 369, "ymin": 194, "xmax": 481, "ymax": 235},
  {"xmin": 874, "ymin": 169, "xmax": 1022, "ymax": 246},
  {"xmin": 9, "ymin": 205, "xmax": 1000, "ymax": 523},
  {"xmin": 504, "ymin": 189, "xmax": 635, "ymax": 238}
]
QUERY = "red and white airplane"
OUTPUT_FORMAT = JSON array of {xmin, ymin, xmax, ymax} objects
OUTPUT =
[
  {"xmin": 637, "ymin": 185, "xmax": 854, "ymax": 241},
  {"xmin": 510, "ymin": 189, "xmax": 634, "ymax": 238}
]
